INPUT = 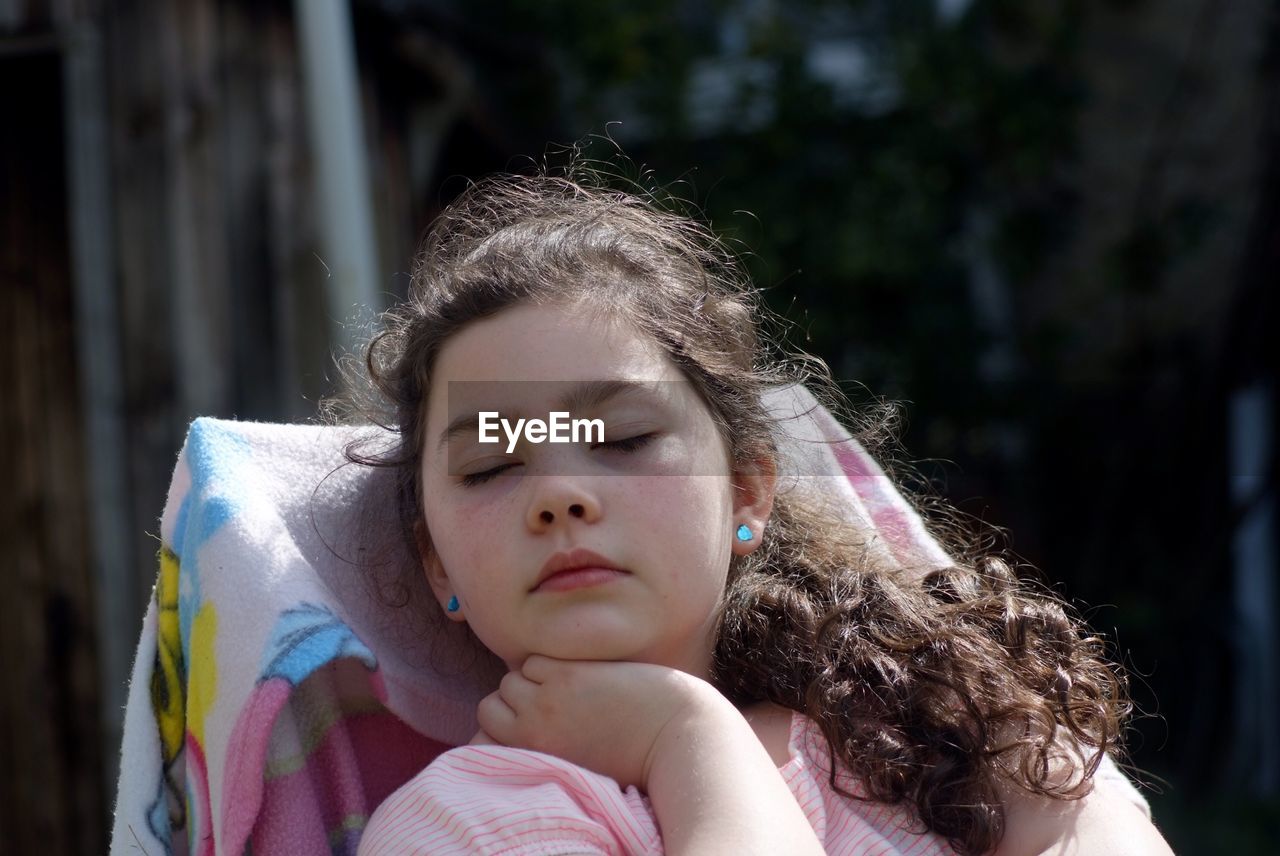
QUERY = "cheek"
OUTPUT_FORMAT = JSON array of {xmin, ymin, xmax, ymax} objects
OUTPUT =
[
  {"xmin": 632, "ymin": 475, "xmax": 734, "ymax": 578},
  {"xmin": 424, "ymin": 495, "xmax": 508, "ymax": 580},
  {"xmin": 660, "ymin": 474, "xmax": 735, "ymax": 523}
]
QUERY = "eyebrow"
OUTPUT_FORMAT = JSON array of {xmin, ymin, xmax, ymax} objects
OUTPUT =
[{"xmin": 436, "ymin": 379, "xmax": 654, "ymax": 451}]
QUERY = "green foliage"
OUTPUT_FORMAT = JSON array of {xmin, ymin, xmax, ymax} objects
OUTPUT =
[{"xmin": 468, "ymin": 2, "xmax": 1084, "ymax": 433}]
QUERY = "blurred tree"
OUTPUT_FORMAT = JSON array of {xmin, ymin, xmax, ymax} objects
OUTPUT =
[{"xmin": 454, "ymin": 0, "xmax": 1088, "ymax": 500}]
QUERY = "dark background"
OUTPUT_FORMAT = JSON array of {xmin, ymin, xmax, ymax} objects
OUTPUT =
[{"xmin": 2, "ymin": 1, "xmax": 1276, "ymax": 853}]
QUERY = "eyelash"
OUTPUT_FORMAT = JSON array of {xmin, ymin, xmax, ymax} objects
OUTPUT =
[{"xmin": 459, "ymin": 433, "xmax": 658, "ymax": 487}]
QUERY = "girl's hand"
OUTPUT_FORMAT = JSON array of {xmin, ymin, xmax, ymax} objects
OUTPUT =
[{"xmin": 475, "ymin": 654, "xmax": 716, "ymax": 791}]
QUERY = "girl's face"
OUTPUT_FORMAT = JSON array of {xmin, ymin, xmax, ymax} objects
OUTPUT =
[{"xmin": 419, "ymin": 300, "xmax": 774, "ymax": 680}]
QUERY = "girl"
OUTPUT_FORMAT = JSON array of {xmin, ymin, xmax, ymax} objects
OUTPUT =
[{"xmin": 347, "ymin": 161, "xmax": 1173, "ymax": 855}]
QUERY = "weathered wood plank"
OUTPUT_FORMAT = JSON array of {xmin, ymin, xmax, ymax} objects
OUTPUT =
[{"xmin": 0, "ymin": 48, "xmax": 106, "ymax": 856}]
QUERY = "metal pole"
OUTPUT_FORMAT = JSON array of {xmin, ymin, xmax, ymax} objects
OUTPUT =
[{"xmin": 293, "ymin": 0, "xmax": 383, "ymax": 363}]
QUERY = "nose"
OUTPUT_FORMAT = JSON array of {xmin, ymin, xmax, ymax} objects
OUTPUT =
[{"xmin": 526, "ymin": 476, "xmax": 603, "ymax": 532}]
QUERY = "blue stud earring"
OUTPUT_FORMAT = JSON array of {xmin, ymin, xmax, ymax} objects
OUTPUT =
[
  {"xmin": 736, "ymin": 524, "xmax": 753, "ymax": 543},
  {"xmin": 446, "ymin": 595, "xmax": 460, "ymax": 613}
]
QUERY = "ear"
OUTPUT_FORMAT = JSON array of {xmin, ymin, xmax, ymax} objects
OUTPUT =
[
  {"xmin": 731, "ymin": 454, "xmax": 777, "ymax": 555},
  {"xmin": 414, "ymin": 517, "xmax": 461, "ymax": 618}
]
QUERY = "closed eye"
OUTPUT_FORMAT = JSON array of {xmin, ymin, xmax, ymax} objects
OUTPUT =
[
  {"xmin": 592, "ymin": 432, "xmax": 658, "ymax": 452},
  {"xmin": 460, "ymin": 462, "xmax": 521, "ymax": 487},
  {"xmin": 460, "ymin": 434, "xmax": 657, "ymax": 486}
]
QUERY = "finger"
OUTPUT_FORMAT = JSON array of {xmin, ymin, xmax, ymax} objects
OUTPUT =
[
  {"xmin": 498, "ymin": 669, "xmax": 539, "ymax": 712},
  {"xmin": 475, "ymin": 690, "xmax": 517, "ymax": 743},
  {"xmin": 519, "ymin": 653, "xmax": 559, "ymax": 683}
]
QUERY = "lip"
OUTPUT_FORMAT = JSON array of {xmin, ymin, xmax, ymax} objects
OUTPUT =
[{"xmin": 531, "ymin": 548, "xmax": 628, "ymax": 592}]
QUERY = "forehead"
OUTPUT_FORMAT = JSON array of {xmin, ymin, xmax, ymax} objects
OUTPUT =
[{"xmin": 429, "ymin": 301, "xmax": 682, "ymax": 392}]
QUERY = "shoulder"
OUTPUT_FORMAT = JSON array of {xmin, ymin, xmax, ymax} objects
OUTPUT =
[
  {"xmin": 743, "ymin": 703, "xmax": 958, "ymax": 855},
  {"xmin": 740, "ymin": 700, "xmax": 797, "ymax": 768},
  {"xmin": 994, "ymin": 771, "xmax": 1173, "ymax": 856}
]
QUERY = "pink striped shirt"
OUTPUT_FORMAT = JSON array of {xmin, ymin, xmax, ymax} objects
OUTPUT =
[{"xmin": 358, "ymin": 710, "xmax": 958, "ymax": 855}]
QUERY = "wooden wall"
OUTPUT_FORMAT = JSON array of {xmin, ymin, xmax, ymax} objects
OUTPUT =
[
  {"xmin": 0, "ymin": 2, "xmax": 336, "ymax": 852},
  {"xmin": 0, "ymin": 2, "xmax": 514, "ymax": 852},
  {"xmin": 0, "ymin": 46, "xmax": 106, "ymax": 856}
]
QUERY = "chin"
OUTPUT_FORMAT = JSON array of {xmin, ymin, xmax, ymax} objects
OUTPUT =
[{"xmin": 540, "ymin": 635, "xmax": 644, "ymax": 663}]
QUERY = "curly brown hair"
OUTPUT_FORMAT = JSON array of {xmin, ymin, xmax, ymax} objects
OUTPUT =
[{"xmin": 334, "ymin": 157, "xmax": 1130, "ymax": 855}]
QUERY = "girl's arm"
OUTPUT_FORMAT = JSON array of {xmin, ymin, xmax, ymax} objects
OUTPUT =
[
  {"xmin": 641, "ymin": 685, "xmax": 826, "ymax": 856},
  {"xmin": 477, "ymin": 656, "xmax": 825, "ymax": 856}
]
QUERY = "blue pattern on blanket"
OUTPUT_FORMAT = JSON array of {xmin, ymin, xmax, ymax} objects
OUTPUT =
[
  {"xmin": 260, "ymin": 603, "xmax": 378, "ymax": 686},
  {"xmin": 173, "ymin": 419, "xmax": 252, "ymax": 652}
]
